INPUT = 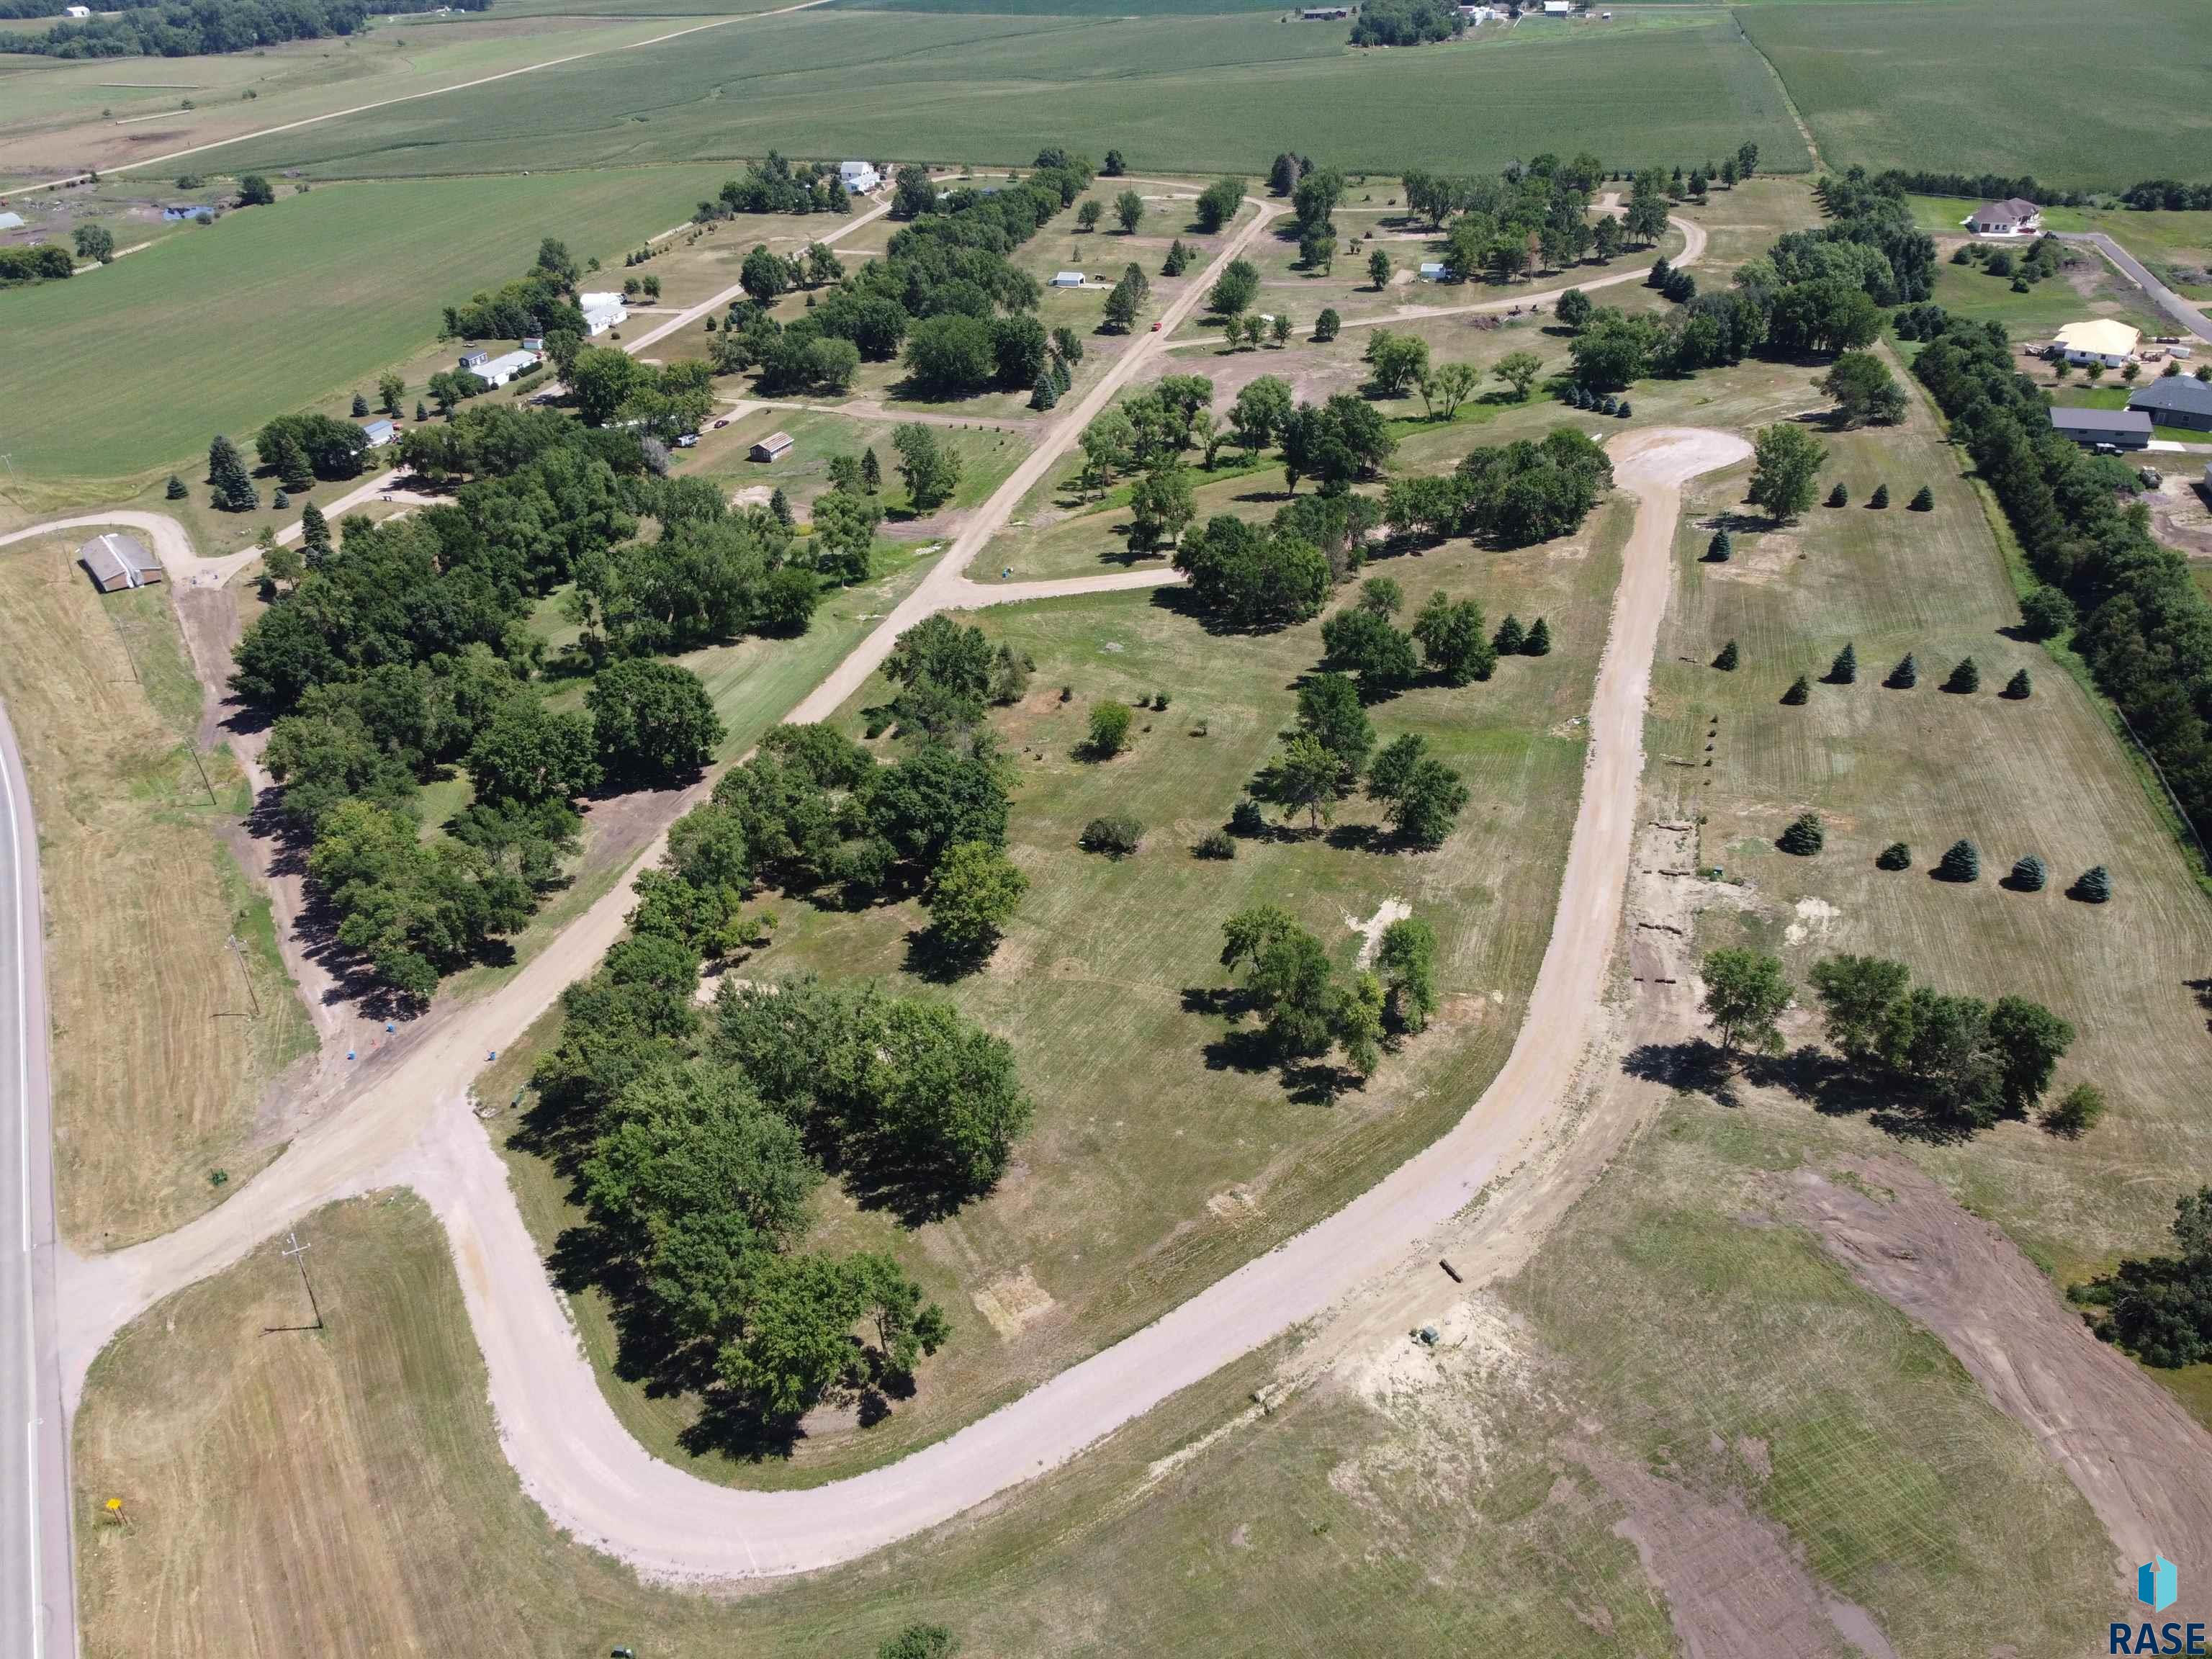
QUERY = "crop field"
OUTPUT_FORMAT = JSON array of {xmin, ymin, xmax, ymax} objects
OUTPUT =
[
  {"xmin": 1647, "ymin": 372, "xmax": 2212, "ymax": 1283},
  {"xmin": 207, "ymin": 9, "xmax": 1808, "ymax": 184},
  {"xmin": 0, "ymin": 166, "xmax": 730, "ymax": 483},
  {"xmin": 1741, "ymin": 0, "xmax": 2212, "ymax": 189},
  {"xmin": 493, "ymin": 472, "xmax": 1636, "ymax": 1483},
  {"xmin": 0, "ymin": 534, "xmax": 312, "ymax": 1249}
]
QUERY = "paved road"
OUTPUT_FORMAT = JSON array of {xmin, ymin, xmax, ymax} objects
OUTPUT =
[
  {"xmin": 2057, "ymin": 232, "xmax": 2212, "ymax": 343},
  {"xmin": 0, "ymin": 706, "xmax": 73, "ymax": 1659}
]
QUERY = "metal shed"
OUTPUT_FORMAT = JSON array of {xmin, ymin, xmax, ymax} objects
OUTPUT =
[
  {"xmin": 750, "ymin": 431, "xmax": 794, "ymax": 462},
  {"xmin": 78, "ymin": 532, "xmax": 163, "ymax": 593}
]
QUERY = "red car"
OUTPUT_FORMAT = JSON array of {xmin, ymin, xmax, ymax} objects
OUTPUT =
[{"xmin": 1151, "ymin": 320, "xmax": 1161, "ymax": 332}]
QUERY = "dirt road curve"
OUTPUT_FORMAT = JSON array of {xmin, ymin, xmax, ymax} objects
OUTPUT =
[{"xmin": 377, "ymin": 426, "xmax": 1750, "ymax": 1581}]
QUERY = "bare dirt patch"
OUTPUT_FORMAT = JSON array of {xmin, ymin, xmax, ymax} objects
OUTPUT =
[
  {"xmin": 971, "ymin": 1264, "xmax": 1056, "ymax": 1341},
  {"xmin": 1787, "ymin": 1155, "xmax": 2212, "ymax": 1623}
]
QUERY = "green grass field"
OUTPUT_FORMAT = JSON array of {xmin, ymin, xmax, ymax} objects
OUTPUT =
[
  {"xmin": 1742, "ymin": 0, "xmax": 2212, "ymax": 189},
  {"xmin": 0, "ymin": 167, "xmax": 728, "ymax": 481},
  {"xmin": 206, "ymin": 9, "xmax": 1807, "ymax": 182}
]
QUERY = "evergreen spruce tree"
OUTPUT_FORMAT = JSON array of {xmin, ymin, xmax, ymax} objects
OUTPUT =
[
  {"xmin": 1826, "ymin": 481, "xmax": 1849, "ymax": 508},
  {"xmin": 1869, "ymin": 482, "xmax": 1889, "ymax": 508},
  {"xmin": 300, "ymin": 502, "xmax": 332, "ymax": 563},
  {"xmin": 1523, "ymin": 617, "xmax": 1550, "ymax": 656},
  {"xmin": 1876, "ymin": 842, "xmax": 1912, "ymax": 871},
  {"xmin": 164, "ymin": 475, "xmax": 186, "ymax": 500},
  {"xmin": 1887, "ymin": 653, "xmax": 1917, "ymax": 689},
  {"xmin": 769, "ymin": 487, "xmax": 794, "ymax": 529},
  {"xmin": 1944, "ymin": 655, "xmax": 1980, "ymax": 693},
  {"xmin": 1031, "ymin": 368, "xmax": 1058, "ymax": 411},
  {"xmin": 271, "ymin": 487, "xmax": 289, "ymax": 510},
  {"xmin": 861, "ymin": 448, "xmax": 883, "ymax": 493},
  {"xmin": 1714, "ymin": 639, "xmax": 1740, "ymax": 671},
  {"xmin": 2010, "ymin": 853, "xmax": 2047, "ymax": 891},
  {"xmin": 1781, "ymin": 674, "xmax": 1810, "ymax": 705},
  {"xmin": 1828, "ymin": 642, "xmax": 1857, "ymax": 684},
  {"xmin": 1705, "ymin": 528, "xmax": 1731, "ymax": 562},
  {"xmin": 207, "ymin": 434, "xmax": 257, "ymax": 512},
  {"xmin": 1938, "ymin": 839, "xmax": 1980, "ymax": 882},
  {"xmin": 1908, "ymin": 485, "xmax": 1935, "ymax": 511},
  {"xmin": 1492, "ymin": 614, "xmax": 1526, "ymax": 655},
  {"xmin": 1777, "ymin": 811, "xmax": 1824, "ymax": 855},
  {"xmin": 2004, "ymin": 667, "xmax": 2032, "ymax": 699},
  {"xmin": 351, "ymin": 391, "xmax": 369, "ymax": 417},
  {"xmin": 1617, "ymin": 400, "xmax": 1632, "ymax": 418},
  {"xmin": 2072, "ymin": 865, "xmax": 2112, "ymax": 904},
  {"xmin": 415, "ymin": 401, "xmax": 430, "ymax": 423}
]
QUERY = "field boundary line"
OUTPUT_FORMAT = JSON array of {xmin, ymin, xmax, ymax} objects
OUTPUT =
[
  {"xmin": 17, "ymin": 0, "xmax": 837, "ymax": 194},
  {"xmin": 1729, "ymin": 6, "xmax": 1822, "ymax": 173}
]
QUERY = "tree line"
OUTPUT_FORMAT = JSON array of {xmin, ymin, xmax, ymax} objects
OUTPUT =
[
  {"xmin": 11, "ymin": 0, "xmax": 481, "ymax": 58},
  {"xmin": 441, "ymin": 236, "xmax": 587, "ymax": 343}
]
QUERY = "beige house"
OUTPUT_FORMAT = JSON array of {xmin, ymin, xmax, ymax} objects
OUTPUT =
[{"xmin": 2053, "ymin": 320, "xmax": 2140, "ymax": 368}]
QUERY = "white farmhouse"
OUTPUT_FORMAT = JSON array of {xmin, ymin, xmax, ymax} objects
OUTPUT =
[
  {"xmin": 580, "ymin": 291, "xmax": 628, "ymax": 336},
  {"xmin": 2053, "ymin": 319, "xmax": 2140, "ymax": 368},
  {"xmin": 838, "ymin": 161, "xmax": 881, "ymax": 194}
]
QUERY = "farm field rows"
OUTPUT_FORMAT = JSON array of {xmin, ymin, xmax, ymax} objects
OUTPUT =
[{"xmin": 204, "ymin": 9, "xmax": 1808, "ymax": 183}]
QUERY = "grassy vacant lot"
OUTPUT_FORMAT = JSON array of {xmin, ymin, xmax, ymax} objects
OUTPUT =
[
  {"xmin": 498, "ymin": 475, "xmax": 1633, "ymax": 1483},
  {"xmin": 0, "ymin": 166, "xmax": 729, "ymax": 482},
  {"xmin": 2042, "ymin": 206, "xmax": 2212, "ymax": 302},
  {"xmin": 1742, "ymin": 0, "xmax": 2212, "ymax": 189},
  {"xmin": 211, "ymin": 8, "xmax": 1807, "ymax": 182},
  {"xmin": 0, "ymin": 534, "xmax": 311, "ymax": 1249},
  {"xmin": 1920, "ymin": 244, "xmax": 2169, "ymax": 341},
  {"xmin": 1648, "ymin": 372, "xmax": 2212, "ymax": 1285},
  {"xmin": 692, "ymin": 405, "xmax": 1031, "ymax": 520}
]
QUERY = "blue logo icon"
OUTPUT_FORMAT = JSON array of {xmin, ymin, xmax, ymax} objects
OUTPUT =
[{"xmin": 2142, "ymin": 1555, "xmax": 2179, "ymax": 1614}]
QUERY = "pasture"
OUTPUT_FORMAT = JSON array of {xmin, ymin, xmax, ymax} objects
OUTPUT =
[
  {"xmin": 1741, "ymin": 0, "xmax": 2212, "ymax": 189},
  {"xmin": 0, "ymin": 533, "xmax": 311, "ymax": 1249},
  {"xmin": 0, "ymin": 166, "xmax": 729, "ymax": 482},
  {"xmin": 204, "ymin": 9, "xmax": 1808, "ymax": 184}
]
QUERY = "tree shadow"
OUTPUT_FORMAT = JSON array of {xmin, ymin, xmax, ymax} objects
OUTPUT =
[
  {"xmin": 1621, "ymin": 1038, "xmax": 1743, "ymax": 1107},
  {"xmin": 900, "ymin": 925, "xmax": 988, "ymax": 984}
]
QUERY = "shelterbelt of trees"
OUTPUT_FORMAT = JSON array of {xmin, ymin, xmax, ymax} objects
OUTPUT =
[
  {"xmin": 233, "ymin": 403, "xmax": 844, "ymax": 1002},
  {"xmin": 8, "ymin": 0, "xmax": 483, "ymax": 58}
]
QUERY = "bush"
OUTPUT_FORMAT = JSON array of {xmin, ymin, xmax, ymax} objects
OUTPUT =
[
  {"xmin": 2070, "ymin": 864, "xmax": 2112, "ymax": 903},
  {"xmin": 2003, "ymin": 667, "xmax": 2033, "ymax": 699},
  {"xmin": 1886, "ymin": 653, "xmax": 1917, "ymax": 689},
  {"xmin": 1943, "ymin": 656, "xmax": 1980, "ymax": 693},
  {"xmin": 1826, "ymin": 482, "xmax": 1849, "ymax": 508},
  {"xmin": 1079, "ymin": 815, "xmax": 1143, "ymax": 855},
  {"xmin": 1087, "ymin": 699, "xmax": 1133, "ymax": 757},
  {"xmin": 1869, "ymin": 482, "xmax": 1889, "ymax": 508},
  {"xmin": 1714, "ymin": 639, "xmax": 1740, "ymax": 671},
  {"xmin": 1777, "ymin": 811, "xmax": 1825, "ymax": 855},
  {"xmin": 2041, "ymin": 1082, "xmax": 2105, "ymax": 1138},
  {"xmin": 164, "ymin": 475, "xmax": 186, "ymax": 500},
  {"xmin": 1908, "ymin": 484, "xmax": 1934, "ymax": 511},
  {"xmin": 2018, "ymin": 585, "xmax": 2073, "ymax": 640},
  {"xmin": 1781, "ymin": 674, "xmax": 1810, "ymax": 705},
  {"xmin": 2009, "ymin": 853, "xmax": 2047, "ymax": 891},
  {"xmin": 1937, "ymin": 839, "xmax": 1980, "ymax": 882},
  {"xmin": 1194, "ymin": 830, "xmax": 1236, "ymax": 860},
  {"xmin": 1704, "ymin": 529, "xmax": 1731, "ymax": 562},
  {"xmin": 1876, "ymin": 841, "xmax": 1912, "ymax": 871}
]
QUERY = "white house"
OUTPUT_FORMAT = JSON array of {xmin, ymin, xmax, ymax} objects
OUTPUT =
[
  {"xmin": 838, "ymin": 161, "xmax": 881, "ymax": 194},
  {"xmin": 1541, "ymin": 1, "xmax": 1573, "ymax": 15},
  {"xmin": 468, "ymin": 348, "xmax": 541, "ymax": 388},
  {"xmin": 580, "ymin": 291, "xmax": 628, "ymax": 336},
  {"xmin": 1962, "ymin": 197, "xmax": 2041, "ymax": 237},
  {"xmin": 1050, "ymin": 271, "xmax": 1086, "ymax": 288},
  {"xmin": 2053, "ymin": 319, "xmax": 2140, "ymax": 368}
]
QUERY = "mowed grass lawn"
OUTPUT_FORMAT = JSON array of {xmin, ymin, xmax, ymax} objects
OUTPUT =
[
  {"xmin": 212, "ymin": 8, "xmax": 1807, "ymax": 182},
  {"xmin": 0, "ymin": 535, "xmax": 312, "ymax": 1248},
  {"xmin": 496, "ymin": 490, "xmax": 1632, "ymax": 1485},
  {"xmin": 0, "ymin": 167, "xmax": 728, "ymax": 481},
  {"xmin": 1742, "ymin": 0, "xmax": 2212, "ymax": 189},
  {"xmin": 1649, "ymin": 374, "xmax": 2212, "ymax": 1282}
]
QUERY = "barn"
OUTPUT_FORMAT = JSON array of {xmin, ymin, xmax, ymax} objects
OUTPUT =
[
  {"xmin": 78, "ymin": 532, "xmax": 163, "ymax": 593},
  {"xmin": 750, "ymin": 432, "xmax": 794, "ymax": 463}
]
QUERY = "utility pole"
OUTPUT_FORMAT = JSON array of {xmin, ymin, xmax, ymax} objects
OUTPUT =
[
  {"xmin": 266, "ymin": 1228, "xmax": 323, "ymax": 1333},
  {"xmin": 225, "ymin": 932, "xmax": 262, "ymax": 1017}
]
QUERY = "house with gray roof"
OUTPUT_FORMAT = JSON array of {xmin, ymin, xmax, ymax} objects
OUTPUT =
[
  {"xmin": 2049, "ymin": 405, "xmax": 2152, "ymax": 450},
  {"xmin": 2128, "ymin": 374, "xmax": 2212, "ymax": 433}
]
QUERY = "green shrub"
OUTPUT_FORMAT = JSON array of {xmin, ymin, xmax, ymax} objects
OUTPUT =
[
  {"xmin": 1193, "ymin": 830, "xmax": 1235, "ymax": 860},
  {"xmin": 1777, "ymin": 811, "xmax": 1824, "ymax": 855},
  {"xmin": 164, "ymin": 475, "xmax": 186, "ymax": 500},
  {"xmin": 1886, "ymin": 653, "xmax": 1917, "ymax": 689},
  {"xmin": 1087, "ymin": 699, "xmax": 1133, "ymax": 757},
  {"xmin": 1938, "ymin": 839, "xmax": 1980, "ymax": 882},
  {"xmin": 1230, "ymin": 798, "xmax": 1265, "ymax": 836},
  {"xmin": 1079, "ymin": 816, "xmax": 1143, "ymax": 855},
  {"xmin": 2010, "ymin": 853, "xmax": 2047, "ymax": 891},
  {"xmin": 2041, "ymin": 1082, "xmax": 2105, "ymax": 1138},
  {"xmin": 1943, "ymin": 656, "xmax": 1980, "ymax": 693},
  {"xmin": 2071, "ymin": 864, "xmax": 2112, "ymax": 903},
  {"xmin": 1876, "ymin": 841, "xmax": 1912, "ymax": 871}
]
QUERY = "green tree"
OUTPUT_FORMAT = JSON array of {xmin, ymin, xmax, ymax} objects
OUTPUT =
[
  {"xmin": 1807, "ymin": 953, "xmax": 1911, "ymax": 1061},
  {"xmin": 1876, "ymin": 842, "xmax": 1912, "ymax": 871},
  {"xmin": 2074, "ymin": 864, "xmax": 2112, "ymax": 902},
  {"xmin": 73, "ymin": 222, "xmax": 114, "ymax": 264},
  {"xmin": 1365, "ymin": 732, "xmax": 1468, "ymax": 847},
  {"xmin": 1419, "ymin": 360, "xmax": 1481, "ymax": 420},
  {"xmin": 1364, "ymin": 329, "xmax": 1429, "ymax": 396},
  {"xmin": 1208, "ymin": 258, "xmax": 1260, "ymax": 316},
  {"xmin": 238, "ymin": 174, "xmax": 275, "ymax": 207},
  {"xmin": 811, "ymin": 487, "xmax": 883, "ymax": 584},
  {"xmin": 1411, "ymin": 591, "xmax": 1494, "ymax": 685},
  {"xmin": 1944, "ymin": 656, "xmax": 1980, "ymax": 693},
  {"xmin": 1076, "ymin": 200, "xmax": 1104, "ymax": 233},
  {"xmin": 1747, "ymin": 422, "xmax": 1826, "ymax": 523},
  {"xmin": 569, "ymin": 346, "xmax": 647, "ymax": 427},
  {"xmin": 2004, "ymin": 667, "xmax": 2033, "ymax": 699},
  {"xmin": 1908, "ymin": 484, "xmax": 1935, "ymax": 511},
  {"xmin": 1194, "ymin": 177, "xmax": 1246, "ymax": 233},
  {"xmin": 1314, "ymin": 307, "xmax": 1341, "ymax": 342},
  {"xmin": 1115, "ymin": 189, "xmax": 1145, "ymax": 233},
  {"xmin": 1367, "ymin": 247, "xmax": 1392, "ymax": 291},
  {"xmin": 1493, "ymin": 349, "xmax": 1544, "ymax": 402},
  {"xmin": 298, "ymin": 501, "xmax": 332, "ymax": 562},
  {"xmin": 1887, "ymin": 653, "xmax": 1918, "ymax": 689},
  {"xmin": 1714, "ymin": 638, "xmax": 1739, "ymax": 670},
  {"xmin": 880, "ymin": 1627, "xmax": 958, "ymax": 1659},
  {"xmin": 1128, "ymin": 459, "xmax": 1197, "ymax": 551},
  {"xmin": 1229, "ymin": 375, "xmax": 1295, "ymax": 454},
  {"xmin": 894, "ymin": 423, "xmax": 963, "ymax": 511},
  {"xmin": 2042, "ymin": 1082, "xmax": 2105, "ymax": 1138},
  {"xmin": 1781, "ymin": 674, "xmax": 1810, "ymax": 705},
  {"xmin": 1699, "ymin": 948, "xmax": 1791, "ymax": 1055},
  {"xmin": 1375, "ymin": 915, "xmax": 1438, "ymax": 1032},
  {"xmin": 467, "ymin": 697, "xmax": 601, "ymax": 804},
  {"xmin": 1829, "ymin": 641, "xmax": 1857, "ymax": 684},
  {"xmin": 2010, "ymin": 853, "xmax": 2047, "ymax": 891},
  {"xmin": 1819, "ymin": 350, "xmax": 1905, "ymax": 426},
  {"xmin": 1295, "ymin": 671, "xmax": 1374, "ymax": 783},
  {"xmin": 588, "ymin": 659, "xmax": 724, "ymax": 786},
  {"xmin": 377, "ymin": 372, "xmax": 405, "ymax": 417},
  {"xmin": 1269, "ymin": 732, "xmax": 1341, "ymax": 832},
  {"xmin": 927, "ymin": 840, "xmax": 1028, "ymax": 958},
  {"xmin": 1938, "ymin": 839, "xmax": 1980, "ymax": 882},
  {"xmin": 1087, "ymin": 699, "xmax": 1134, "ymax": 757},
  {"xmin": 1777, "ymin": 811, "xmax": 1824, "ymax": 855},
  {"xmin": 1705, "ymin": 528, "xmax": 1731, "ymax": 562},
  {"xmin": 718, "ymin": 1251, "xmax": 863, "ymax": 1421},
  {"xmin": 207, "ymin": 433, "xmax": 257, "ymax": 512}
]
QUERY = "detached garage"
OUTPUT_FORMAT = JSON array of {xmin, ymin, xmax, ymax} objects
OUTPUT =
[
  {"xmin": 78, "ymin": 531, "xmax": 163, "ymax": 593},
  {"xmin": 750, "ymin": 431, "xmax": 794, "ymax": 463}
]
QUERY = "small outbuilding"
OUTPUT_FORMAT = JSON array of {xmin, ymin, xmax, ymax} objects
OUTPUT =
[
  {"xmin": 2128, "ymin": 374, "xmax": 2212, "ymax": 433},
  {"xmin": 1051, "ymin": 271, "xmax": 1086, "ymax": 288},
  {"xmin": 750, "ymin": 431, "xmax": 794, "ymax": 463},
  {"xmin": 78, "ymin": 532, "xmax": 163, "ymax": 593},
  {"xmin": 1962, "ymin": 197, "xmax": 2041, "ymax": 237},
  {"xmin": 2049, "ymin": 406, "xmax": 2152, "ymax": 450},
  {"xmin": 360, "ymin": 418, "xmax": 397, "ymax": 448},
  {"xmin": 1419, "ymin": 261, "xmax": 1447, "ymax": 281},
  {"xmin": 0, "ymin": 211, "xmax": 23, "ymax": 232},
  {"xmin": 64, "ymin": 5, "xmax": 90, "ymax": 16}
]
